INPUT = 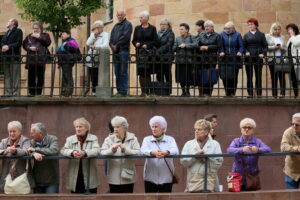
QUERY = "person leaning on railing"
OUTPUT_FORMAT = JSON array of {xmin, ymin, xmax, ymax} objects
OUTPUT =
[
  {"xmin": 60, "ymin": 117, "xmax": 100, "ymax": 193},
  {"xmin": 280, "ymin": 113, "xmax": 300, "ymax": 189},
  {"xmin": 227, "ymin": 118, "xmax": 271, "ymax": 191},
  {"xmin": 0, "ymin": 121, "xmax": 35, "ymax": 193},
  {"xmin": 101, "ymin": 116, "xmax": 140, "ymax": 193},
  {"xmin": 27, "ymin": 122, "xmax": 59, "ymax": 194},
  {"xmin": 140, "ymin": 116, "xmax": 179, "ymax": 193},
  {"xmin": 286, "ymin": 23, "xmax": 300, "ymax": 98},
  {"xmin": 22, "ymin": 21, "xmax": 51, "ymax": 97},
  {"xmin": 181, "ymin": 119, "xmax": 223, "ymax": 192},
  {"xmin": 266, "ymin": 22, "xmax": 287, "ymax": 98},
  {"xmin": 243, "ymin": 18, "xmax": 268, "ymax": 98},
  {"xmin": 219, "ymin": 21, "xmax": 244, "ymax": 97}
]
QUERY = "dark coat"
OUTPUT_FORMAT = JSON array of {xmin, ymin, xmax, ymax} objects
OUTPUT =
[
  {"xmin": 56, "ymin": 37, "xmax": 81, "ymax": 66},
  {"xmin": 23, "ymin": 32, "xmax": 51, "ymax": 67},
  {"xmin": 243, "ymin": 29, "xmax": 268, "ymax": 55},
  {"xmin": 157, "ymin": 29, "xmax": 175, "ymax": 62},
  {"xmin": 0, "ymin": 27, "xmax": 23, "ymax": 61},
  {"xmin": 109, "ymin": 18, "xmax": 133, "ymax": 52},
  {"xmin": 132, "ymin": 24, "xmax": 159, "ymax": 75}
]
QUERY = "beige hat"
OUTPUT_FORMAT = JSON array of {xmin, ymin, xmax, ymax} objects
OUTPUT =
[{"xmin": 92, "ymin": 20, "xmax": 104, "ymax": 30}]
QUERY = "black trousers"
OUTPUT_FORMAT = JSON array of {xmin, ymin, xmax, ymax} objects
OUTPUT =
[
  {"xmin": 290, "ymin": 65, "xmax": 299, "ymax": 97},
  {"xmin": 109, "ymin": 183, "xmax": 134, "ymax": 193},
  {"xmin": 222, "ymin": 70, "xmax": 239, "ymax": 96},
  {"xmin": 156, "ymin": 63, "xmax": 172, "ymax": 94},
  {"xmin": 268, "ymin": 63, "xmax": 286, "ymax": 97},
  {"xmin": 245, "ymin": 57, "xmax": 263, "ymax": 96},
  {"xmin": 88, "ymin": 67, "xmax": 98, "ymax": 93},
  {"xmin": 28, "ymin": 65, "xmax": 45, "ymax": 95},
  {"xmin": 61, "ymin": 64, "xmax": 74, "ymax": 96},
  {"xmin": 71, "ymin": 172, "xmax": 97, "ymax": 194},
  {"xmin": 144, "ymin": 181, "xmax": 173, "ymax": 193}
]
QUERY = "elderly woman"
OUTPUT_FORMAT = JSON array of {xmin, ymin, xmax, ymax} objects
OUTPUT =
[
  {"xmin": 86, "ymin": 20, "xmax": 109, "ymax": 96},
  {"xmin": 155, "ymin": 19, "xmax": 175, "ymax": 95},
  {"xmin": 23, "ymin": 21, "xmax": 51, "ymax": 96},
  {"xmin": 227, "ymin": 118, "xmax": 271, "ymax": 191},
  {"xmin": 132, "ymin": 11, "xmax": 159, "ymax": 96},
  {"xmin": 243, "ymin": 18, "xmax": 268, "ymax": 97},
  {"xmin": 286, "ymin": 23, "xmax": 300, "ymax": 98},
  {"xmin": 266, "ymin": 23, "xmax": 287, "ymax": 98},
  {"xmin": 141, "ymin": 116, "xmax": 179, "ymax": 193},
  {"xmin": 101, "ymin": 116, "xmax": 140, "ymax": 193},
  {"xmin": 181, "ymin": 119, "xmax": 223, "ymax": 192},
  {"xmin": 197, "ymin": 20, "xmax": 221, "ymax": 96},
  {"xmin": 173, "ymin": 23, "xmax": 195, "ymax": 96},
  {"xmin": 0, "ymin": 121, "xmax": 34, "ymax": 193},
  {"xmin": 219, "ymin": 21, "xmax": 244, "ymax": 97},
  {"xmin": 60, "ymin": 117, "xmax": 100, "ymax": 193}
]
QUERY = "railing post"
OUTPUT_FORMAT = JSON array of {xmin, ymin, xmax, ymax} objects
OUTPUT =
[
  {"xmin": 85, "ymin": 158, "xmax": 91, "ymax": 195},
  {"xmin": 202, "ymin": 156, "xmax": 210, "ymax": 193},
  {"xmin": 96, "ymin": 48, "xmax": 111, "ymax": 97}
]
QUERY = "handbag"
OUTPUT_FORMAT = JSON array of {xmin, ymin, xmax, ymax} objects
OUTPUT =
[
  {"xmin": 198, "ymin": 68, "xmax": 219, "ymax": 85},
  {"xmin": 274, "ymin": 57, "xmax": 291, "ymax": 73},
  {"xmin": 121, "ymin": 168, "xmax": 135, "ymax": 181},
  {"xmin": 227, "ymin": 172, "xmax": 242, "ymax": 192},
  {"xmin": 4, "ymin": 160, "xmax": 30, "ymax": 194},
  {"xmin": 245, "ymin": 170, "xmax": 261, "ymax": 190}
]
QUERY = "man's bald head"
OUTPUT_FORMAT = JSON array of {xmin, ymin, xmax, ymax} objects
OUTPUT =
[{"xmin": 116, "ymin": 9, "xmax": 126, "ymax": 22}]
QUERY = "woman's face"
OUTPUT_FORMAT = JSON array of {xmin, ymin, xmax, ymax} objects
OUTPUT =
[
  {"xmin": 151, "ymin": 122, "xmax": 164, "ymax": 138},
  {"xmin": 33, "ymin": 25, "xmax": 41, "ymax": 34},
  {"xmin": 61, "ymin": 32, "xmax": 70, "ymax": 40},
  {"xmin": 194, "ymin": 125, "xmax": 209, "ymax": 142},
  {"xmin": 8, "ymin": 125, "xmax": 21, "ymax": 141},
  {"xmin": 179, "ymin": 26, "xmax": 188, "ymax": 37},
  {"xmin": 139, "ymin": 14, "xmax": 148, "ymax": 25},
  {"xmin": 287, "ymin": 27, "xmax": 295, "ymax": 36},
  {"xmin": 225, "ymin": 27, "xmax": 234, "ymax": 35},
  {"xmin": 241, "ymin": 123, "xmax": 255, "ymax": 137},
  {"xmin": 205, "ymin": 25, "xmax": 213, "ymax": 34},
  {"xmin": 248, "ymin": 22, "xmax": 257, "ymax": 32},
  {"xmin": 114, "ymin": 124, "xmax": 126, "ymax": 138},
  {"xmin": 74, "ymin": 122, "xmax": 88, "ymax": 136},
  {"xmin": 160, "ymin": 22, "xmax": 169, "ymax": 31},
  {"xmin": 272, "ymin": 26, "xmax": 281, "ymax": 36}
]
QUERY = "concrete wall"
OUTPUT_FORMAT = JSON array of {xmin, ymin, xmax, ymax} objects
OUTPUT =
[{"xmin": 0, "ymin": 99, "xmax": 298, "ymax": 193}]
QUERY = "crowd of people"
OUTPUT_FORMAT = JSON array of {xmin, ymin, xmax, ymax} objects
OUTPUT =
[
  {"xmin": 0, "ymin": 113, "xmax": 299, "ymax": 194},
  {"xmin": 1, "ymin": 9, "xmax": 300, "ymax": 97}
]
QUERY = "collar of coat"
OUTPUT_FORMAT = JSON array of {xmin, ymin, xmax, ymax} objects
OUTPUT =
[{"xmin": 71, "ymin": 133, "xmax": 95, "ymax": 144}]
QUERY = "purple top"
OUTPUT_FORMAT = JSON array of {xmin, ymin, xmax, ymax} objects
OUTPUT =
[{"xmin": 227, "ymin": 135, "xmax": 271, "ymax": 184}]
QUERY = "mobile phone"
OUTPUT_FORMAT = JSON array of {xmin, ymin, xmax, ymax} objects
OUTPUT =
[{"xmin": 276, "ymin": 44, "xmax": 281, "ymax": 46}]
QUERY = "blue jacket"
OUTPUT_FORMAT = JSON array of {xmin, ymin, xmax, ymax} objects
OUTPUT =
[{"xmin": 220, "ymin": 30, "xmax": 244, "ymax": 55}]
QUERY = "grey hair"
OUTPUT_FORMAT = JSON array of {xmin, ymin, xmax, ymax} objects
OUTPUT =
[
  {"xmin": 93, "ymin": 20, "xmax": 104, "ymax": 27},
  {"xmin": 293, "ymin": 113, "xmax": 300, "ymax": 119},
  {"xmin": 149, "ymin": 116, "xmax": 167, "ymax": 133},
  {"xmin": 32, "ymin": 21, "xmax": 43, "ymax": 32},
  {"xmin": 140, "ymin": 10, "xmax": 150, "ymax": 19},
  {"xmin": 204, "ymin": 20, "xmax": 215, "ymax": 28},
  {"xmin": 31, "ymin": 122, "xmax": 47, "ymax": 136},
  {"xmin": 240, "ymin": 118, "xmax": 256, "ymax": 129},
  {"xmin": 111, "ymin": 116, "xmax": 129, "ymax": 128},
  {"xmin": 8, "ymin": 121, "xmax": 22, "ymax": 131}
]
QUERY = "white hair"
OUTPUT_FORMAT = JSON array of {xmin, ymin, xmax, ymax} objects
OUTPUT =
[
  {"xmin": 31, "ymin": 122, "xmax": 47, "ymax": 136},
  {"xmin": 140, "ymin": 10, "xmax": 150, "ymax": 19},
  {"xmin": 111, "ymin": 116, "xmax": 129, "ymax": 128},
  {"xmin": 204, "ymin": 20, "xmax": 215, "ymax": 28},
  {"xmin": 149, "ymin": 116, "xmax": 167, "ymax": 133},
  {"xmin": 293, "ymin": 113, "xmax": 300, "ymax": 119},
  {"xmin": 240, "ymin": 118, "xmax": 256, "ymax": 129},
  {"xmin": 8, "ymin": 121, "xmax": 22, "ymax": 131},
  {"xmin": 93, "ymin": 20, "xmax": 104, "ymax": 27}
]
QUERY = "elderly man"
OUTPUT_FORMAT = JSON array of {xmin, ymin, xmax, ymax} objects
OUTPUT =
[
  {"xmin": 0, "ymin": 121, "xmax": 33, "ymax": 193},
  {"xmin": 110, "ymin": 9, "xmax": 133, "ymax": 97},
  {"xmin": 27, "ymin": 123, "xmax": 59, "ymax": 193},
  {"xmin": 0, "ymin": 19, "xmax": 23, "ymax": 97},
  {"xmin": 281, "ymin": 113, "xmax": 300, "ymax": 189}
]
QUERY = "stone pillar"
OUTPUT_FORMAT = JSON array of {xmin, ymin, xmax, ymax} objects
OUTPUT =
[{"xmin": 96, "ymin": 48, "xmax": 111, "ymax": 97}]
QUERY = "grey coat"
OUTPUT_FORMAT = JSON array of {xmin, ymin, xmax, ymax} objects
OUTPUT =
[
  {"xmin": 30, "ymin": 134, "xmax": 59, "ymax": 187},
  {"xmin": 0, "ymin": 135, "xmax": 35, "ymax": 193},
  {"xmin": 173, "ymin": 34, "xmax": 195, "ymax": 64}
]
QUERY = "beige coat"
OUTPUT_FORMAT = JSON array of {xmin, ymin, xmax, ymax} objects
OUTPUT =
[
  {"xmin": 287, "ymin": 34, "xmax": 300, "ymax": 79},
  {"xmin": 0, "ymin": 135, "xmax": 35, "ymax": 193},
  {"xmin": 265, "ymin": 34, "xmax": 286, "ymax": 59},
  {"xmin": 60, "ymin": 133, "xmax": 101, "ymax": 191},
  {"xmin": 101, "ymin": 132, "xmax": 140, "ymax": 185},
  {"xmin": 180, "ymin": 137, "xmax": 223, "ymax": 192},
  {"xmin": 281, "ymin": 126, "xmax": 300, "ymax": 181}
]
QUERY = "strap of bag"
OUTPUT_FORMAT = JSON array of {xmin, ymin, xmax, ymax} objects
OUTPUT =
[
  {"xmin": 154, "ymin": 141, "xmax": 174, "ymax": 176},
  {"xmin": 10, "ymin": 160, "xmax": 29, "ymax": 172}
]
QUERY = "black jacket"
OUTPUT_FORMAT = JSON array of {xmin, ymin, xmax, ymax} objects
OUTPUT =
[
  {"xmin": 243, "ymin": 29, "xmax": 268, "ymax": 55},
  {"xmin": 197, "ymin": 31, "xmax": 221, "ymax": 55},
  {"xmin": 132, "ymin": 24, "xmax": 159, "ymax": 51},
  {"xmin": 0, "ymin": 27, "xmax": 23, "ymax": 60},
  {"xmin": 109, "ymin": 18, "xmax": 133, "ymax": 51},
  {"xmin": 157, "ymin": 29, "xmax": 175, "ymax": 62}
]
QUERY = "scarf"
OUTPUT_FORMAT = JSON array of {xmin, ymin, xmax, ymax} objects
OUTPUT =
[{"xmin": 76, "ymin": 134, "xmax": 87, "ymax": 149}]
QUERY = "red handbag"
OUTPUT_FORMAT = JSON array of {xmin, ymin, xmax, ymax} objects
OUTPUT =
[{"xmin": 227, "ymin": 172, "xmax": 242, "ymax": 192}]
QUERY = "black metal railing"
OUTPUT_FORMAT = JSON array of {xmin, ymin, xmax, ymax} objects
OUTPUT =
[{"xmin": 2, "ymin": 151, "xmax": 298, "ymax": 193}]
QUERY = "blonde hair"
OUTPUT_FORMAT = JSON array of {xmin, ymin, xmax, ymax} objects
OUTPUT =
[
  {"xmin": 73, "ymin": 117, "xmax": 91, "ymax": 132},
  {"xmin": 194, "ymin": 119, "xmax": 211, "ymax": 132},
  {"xmin": 224, "ymin": 21, "xmax": 235, "ymax": 29},
  {"xmin": 270, "ymin": 22, "xmax": 282, "ymax": 35},
  {"xmin": 160, "ymin": 18, "xmax": 172, "ymax": 29}
]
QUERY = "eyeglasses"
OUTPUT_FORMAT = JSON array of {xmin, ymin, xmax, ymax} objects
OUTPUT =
[
  {"xmin": 291, "ymin": 123, "xmax": 300, "ymax": 127},
  {"xmin": 242, "ymin": 126, "xmax": 253, "ymax": 130},
  {"xmin": 160, "ymin": 24, "xmax": 168, "ymax": 26}
]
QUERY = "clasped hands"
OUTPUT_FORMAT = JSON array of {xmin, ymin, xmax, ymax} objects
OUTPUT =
[
  {"xmin": 151, "ymin": 149, "xmax": 169, "ymax": 158},
  {"xmin": 112, "ymin": 143, "xmax": 126, "ymax": 153},
  {"xmin": 242, "ymin": 145, "xmax": 259, "ymax": 153}
]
